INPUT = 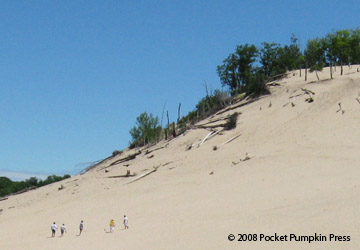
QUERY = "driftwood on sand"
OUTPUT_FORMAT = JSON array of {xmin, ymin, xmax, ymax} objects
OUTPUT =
[
  {"xmin": 187, "ymin": 129, "xmax": 223, "ymax": 150},
  {"xmin": 301, "ymin": 88, "xmax": 315, "ymax": 96},
  {"xmin": 232, "ymin": 153, "xmax": 253, "ymax": 165},
  {"xmin": 199, "ymin": 130, "xmax": 216, "ymax": 146},
  {"xmin": 221, "ymin": 134, "xmax": 241, "ymax": 146},
  {"xmin": 106, "ymin": 170, "xmax": 136, "ymax": 178},
  {"xmin": 240, "ymin": 153, "xmax": 252, "ymax": 162},
  {"xmin": 145, "ymin": 144, "xmax": 168, "ymax": 155},
  {"xmin": 302, "ymin": 88, "xmax": 315, "ymax": 103},
  {"xmin": 336, "ymin": 102, "xmax": 345, "ymax": 114},
  {"xmin": 197, "ymin": 116, "xmax": 231, "ymax": 127},
  {"xmin": 194, "ymin": 123, "xmax": 227, "ymax": 129},
  {"xmin": 99, "ymin": 151, "xmax": 142, "ymax": 171},
  {"xmin": 289, "ymin": 88, "xmax": 315, "ymax": 101},
  {"xmin": 216, "ymin": 98, "xmax": 259, "ymax": 115},
  {"xmin": 161, "ymin": 161, "xmax": 173, "ymax": 167},
  {"xmin": 126, "ymin": 165, "xmax": 161, "ymax": 184}
]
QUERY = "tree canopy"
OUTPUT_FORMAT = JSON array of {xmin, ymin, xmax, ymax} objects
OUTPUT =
[
  {"xmin": 217, "ymin": 29, "xmax": 360, "ymax": 93},
  {"xmin": 129, "ymin": 112, "xmax": 161, "ymax": 147},
  {"xmin": 0, "ymin": 174, "xmax": 71, "ymax": 197}
]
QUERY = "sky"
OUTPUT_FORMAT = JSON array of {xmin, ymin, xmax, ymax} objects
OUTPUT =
[{"xmin": 1, "ymin": 0, "xmax": 359, "ymax": 180}]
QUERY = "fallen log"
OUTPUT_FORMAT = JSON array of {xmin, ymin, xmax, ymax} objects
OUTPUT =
[
  {"xmin": 198, "ymin": 116, "xmax": 229, "ymax": 127},
  {"xmin": 106, "ymin": 174, "xmax": 136, "ymax": 178},
  {"xmin": 301, "ymin": 88, "xmax": 315, "ymax": 96},
  {"xmin": 126, "ymin": 165, "xmax": 160, "ymax": 184},
  {"xmin": 162, "ymin": 161, "xmax": 174, "ymax": 167},
  {"xmin": 282, "ymin": 102, "xmax": 290, "ymax": 107},
  {"xmin": 200, "ymin": 131, "xmax": 216, "ymax": 146},
  {"xmin": 240, "ymin": 153, "xmax": 252, "ymax": 162},
  {"xmin": 194, "ymin": 123, "xmax": 226, "ymax": 129},
  {"xmin": 267, "ymin": 82, "xmax": 281, "ymax": 86},
  {"xmin": 99, "ymin": 151, "xmax": 142, "ymax": 171},
  {"xmin": 289, "ymin": 93, "xmax": 305, "ymax": 99},
  {"xmin": 145, "ymin": 144, "xmax": 168, "ymax": 155},
  {"xmin": 221, "ymin": 134, "xmax": 241, "ymax": 146},
  {"xmin": 216, "ymin": 98, "xmax": 258, "ymax": 115},
  {"xmin": 206, "ymin": 129, "xmax": 223, "ymax": 141}
]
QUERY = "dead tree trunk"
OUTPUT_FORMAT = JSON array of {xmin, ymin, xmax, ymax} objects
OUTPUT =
[
  {"xmin": 165, "ymin": 111, "xmax": 169, "ymax": 140},
  {"xmin": 330, "ymin": 63, "xmax": 333, "ymax": 79},
  {"xmin": 341, "ymin": 62, "xmax": 343, "ymax": 75},
  {"xmin": 160, "ymin": 102, "xmax": 166, "ymax": 128},
  {"xmin": 172, "ymin": 123, "xmax": 176, "ymax": 138},
  {"xmin": 315, "ymin": 70, "xmax": 319, "ymax": 81},
  {"xmin": 177, "ymin": 103, "xmax": 181, "ymax": 123}
]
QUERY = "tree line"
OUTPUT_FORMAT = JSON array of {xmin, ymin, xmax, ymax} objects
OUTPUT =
[
  {"xmin": 0, "ymin": 174, "xmax": 71, "ymax": 197},
  {"xmin": 128, "ymin": 28, "xmax": 360, "ymax": 147}
]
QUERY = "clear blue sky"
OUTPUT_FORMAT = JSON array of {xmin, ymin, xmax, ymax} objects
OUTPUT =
[{"xmin": 1, "ymin": 0, "xmax": 359, "ymax": 180}]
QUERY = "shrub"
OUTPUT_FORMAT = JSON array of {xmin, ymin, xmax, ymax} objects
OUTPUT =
[
  {"xmin": 224, "ymin": 112, "xmax": 239, "ymax": 130},
  {"xmin": 112, "ymin": 150, "xmax": 123, "ymax": 157}
]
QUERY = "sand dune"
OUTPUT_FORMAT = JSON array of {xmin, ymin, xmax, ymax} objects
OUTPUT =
[{"xmin": 1, "ymin": 66, "xmax": 360, "ymax": 250}]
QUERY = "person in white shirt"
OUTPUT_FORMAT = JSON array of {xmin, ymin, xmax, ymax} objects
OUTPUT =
[
  {"xmin": 61, "ymin": 224, "xmax": 66, "ymax": 236},
  {"xmin": 51, "ymin": 222, "xmax": 57, "ymax": 237},
  {"xmin": 123, "ymin": 215, "xmax": 129, "ymax": 229}
]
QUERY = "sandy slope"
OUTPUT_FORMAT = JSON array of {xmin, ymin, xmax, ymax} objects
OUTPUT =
[{"xmin": 1, "ymin": 66, "xmax": 360, "ymax": 250}]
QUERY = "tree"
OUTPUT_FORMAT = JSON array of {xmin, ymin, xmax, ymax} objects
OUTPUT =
[
  {"xmin": 217, "ymin": 44, "xmax": 258, "ymax": 95},
  {"xmin": 305, "ymin": 38, "xmax": 325, "ymax": 80},
  {"xmin": 332, "ymin": 29, "xmax": 351, "ymax": 75},
  {"xmin": 350, "ymin": 28, "xmax": 360, "ymax": 64},
  {"xmin": 129, "ymin": 112, "xmax": 161, "ymax": 147},
  {"xmin": 322, "ymin": 33, "xmax": 337, "ymax": 79},
  {"xmin": 217, "ymin": 53, "xmax": 240, "ymax": 94},
  {"xmin": 259, "ymin": 35, "xmax": 302, "ymax": 81},
  {"xmin": 281, "ymin": 34, "xmax": 303, "ymax": 72},
  {"xmin": 260, "ymin": 42, "xmax": 284, "ymax": 78}
]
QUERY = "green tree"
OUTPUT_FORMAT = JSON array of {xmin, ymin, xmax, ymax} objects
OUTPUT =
[
  {"xmin": 129, "ymin": 112, "xmax": 161, "ymax": 147},
  {"xmin": 322, "ymin": 33, "xmax": 337, "ymax": 79},
  {"xmin": 305, "ymin": 38, "xmax": 325, "ymax": 80},
  {"xmin": 332, "ymin": 29, "xmax": 351, "ymax": 75},
  {"xmin": 217, "ymin": 53, "xmax": 240, "ymax": 94},
  {"xmin": 259, "ymin": 35, "xmax": 302, "ymax": 81},
  {"xmin": 260, "ymin": 42, "xmax": 284, "ymax": 78},
  {"xmin": 350, "ymin": 28, "xmax": 360, "ymax": 64},
  {"xmin": 217, "ymin": 44, "xmax": 258, "ymax": 95},
  {"xmin": 281, "ymin": 34, "xmax": 303, "ymax": 72}
]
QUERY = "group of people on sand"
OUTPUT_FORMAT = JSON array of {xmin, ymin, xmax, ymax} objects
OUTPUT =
[
  {"xmin": 109, "ymin": 215, "xmax": 129, "ymax": 233},
  {"xmin": 51, "ymin": 216, "xmax": 129, "ymax": 237},
  {"xmin": 51, "ymin": 220, "xmax": 84, "ymax": 237}
]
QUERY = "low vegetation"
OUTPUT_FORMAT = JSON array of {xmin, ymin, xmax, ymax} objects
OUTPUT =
[{"xmin": 0, "ymin": 174, "xmax": 71, "ymax": 198}]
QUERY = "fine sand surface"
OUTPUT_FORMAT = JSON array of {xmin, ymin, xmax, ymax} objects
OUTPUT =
[{"xmin": 1, "ymin": 66, "xmax": 360, "ymax": 250}]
